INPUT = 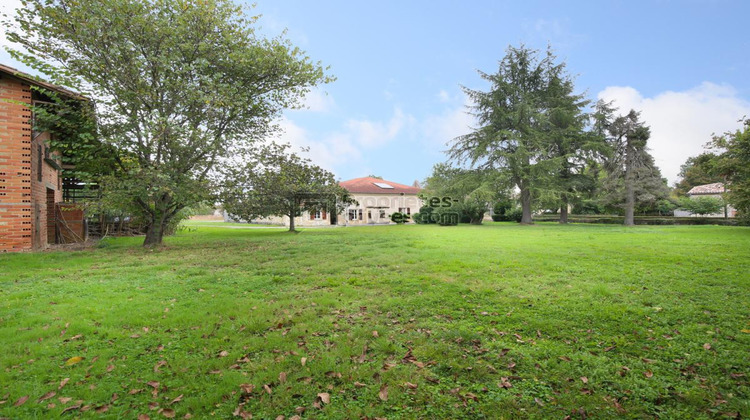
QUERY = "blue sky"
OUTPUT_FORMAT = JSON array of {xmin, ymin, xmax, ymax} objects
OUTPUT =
[{"xmin": 3, "ymin": 0, "xmax": 749, "ymax": 185}]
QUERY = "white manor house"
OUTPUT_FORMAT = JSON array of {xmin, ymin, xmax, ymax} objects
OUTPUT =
[{"xmin": 225, "ymin": 176, "xmax": 423, "ymax": 227}]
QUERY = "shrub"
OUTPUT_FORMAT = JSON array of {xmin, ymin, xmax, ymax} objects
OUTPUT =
[
  {"xmin": 390, "ymin": 212, "xmax": 410, "ymax": 224},
  {"xmin": 417, "ymin": 205, "xmax": 436, "ymax": 224},
  {"xmin": 433, "ymin": 206, "xmax": 460, "ymax": 226}
]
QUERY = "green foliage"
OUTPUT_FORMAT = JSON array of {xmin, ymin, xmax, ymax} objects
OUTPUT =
[
  {"xmin": 6, "ymin": 0, "xmax": 332, "ymax": 246},
  {"xmin": 423, "ymin": 163, "xmax": 507, "ymax": 225},
  {"xmin": 678, "ymin": 196, "xmax": 724, "ymax": 216},
  {"xmin": 491, "ymin": 198, "xmax": 522, "ymax": 222},
  {"xmin": 186, "ymin": 201, "xmax": 217, "ymax": 216},
  {"xmin": 390, "ymin": 212, "xmax": 409, "ymax": 224},
  {"xmin": 416, "ymin": 205, "xmax": 436, "ymax": 224},
  {"xmin": 571, "ymin": 199, "xmax": 605, "ymax": 215},
  {"xmin": 220, "ymin": 143, "xmax": 353, "ymax": 232},
  {"xmin": 432, "ymin": 206, "xmax": 460, "ymax": 226},
  {"xmin": 709, "ymin": 119, "xmax": 750, "ymax": 220},
  {"xmin": 673, "ymin": 153, "xmax": 722, "ymax": 196}
]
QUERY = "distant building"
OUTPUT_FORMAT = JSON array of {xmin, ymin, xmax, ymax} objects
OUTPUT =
[
  {"xmin": 339, "ymin": 177, "xmax": 422, "ymax": 225},
  {"xmin": 225, "ymin": 176, "xmax": 423, "ymax": 227},
  {"xmin": 674, "ymin": 182, "xmax": 736, "ymax": 218}
]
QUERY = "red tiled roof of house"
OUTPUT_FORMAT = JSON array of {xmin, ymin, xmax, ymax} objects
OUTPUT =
[
  {"xmin": 0, "ymin": 63, "xmax": 89, "ymax": 101},
  {"xmin": 339, "ymin": 177, "xmax": 421, "ymax": 194},
  {"xmin": 687, "ymin": 182, "xmax": 725, "ymax": 195}
]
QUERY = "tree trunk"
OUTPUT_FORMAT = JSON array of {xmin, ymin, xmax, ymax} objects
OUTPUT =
[
  {"xmin": 519, "ymin": 185, "xmax": 533, "ymax": 224},
  {"xmin": 559, "ymin": 195, "xmax": 569, "ymax": 224},
  {"xmin": 143, "ymin": 212, "xmax": 167, "ymax": 247},
  {"xmin": 288, "ymin": 205, "xmax": 296, "ymax": 232},
  {"xmin": 142, "ymin": 197, "xmax": 174, "ymax": 247}
]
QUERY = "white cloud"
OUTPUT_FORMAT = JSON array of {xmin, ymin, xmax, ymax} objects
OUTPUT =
[
  {"xmin": 437, "ymin": 90, "xmax": 451, "ymax": 103},
  {"xmin": 295, "ymin": 88, "xmax": 335, "ymax": 112},
  {"xmin": 422, "ymin": 95, "xmax": 476, "ymax": 150},
  {"xmin": 0, "ymin": 0, "xmax": 23, "ymax": 49},
  {"xmin": 598, "ymin": 82, "xmax": 750, "ymax": 185},
  {"xmin": 346, "ymin": 107, "xmax": 413, "ymax": 148},
  {"xmin": 272, "ymin": 117, "xmax": 360, "ymax": 173},
  {"xmin": 271, "ymin": 107, "xmax": 413, "ymax": 175}
]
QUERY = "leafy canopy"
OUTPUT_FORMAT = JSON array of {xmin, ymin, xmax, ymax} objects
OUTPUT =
[{"xmin": 5, "ymin": 0, "xmax": 333, "ymax": 245}]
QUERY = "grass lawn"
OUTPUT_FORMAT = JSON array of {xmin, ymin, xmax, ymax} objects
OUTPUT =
[{"xmin": 1, "ymin": 222, "xmax": 748, "ymax": 419}]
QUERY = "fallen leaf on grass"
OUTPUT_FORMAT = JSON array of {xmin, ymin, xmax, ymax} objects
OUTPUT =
[
  {"xmin": 13, "ymin": 396, "xmax": 29, "ymax": 406},
  {"xmin": 37, "ymin": 391, "xmax": 55, "ymax": 403},
  {"xmin": 94, "ymin": 405, "xmax": 109, "ymax": 413},
  {"xmin": 404, "ymin": 382, "xmax": 418, "ymax": 390},
  {"xmin": 559, "ymin": 356, "xmax": 572, "ymax": 362},
  {"xmin": 703, "ymin": 343, "xmax": 712, "ymax": 350},
  {"xmin": 64, "ymin": 356, "xmax": 84, "ymax": 366},
  {"xmin": 59, "ymin": 397, "xmax": 72, "ymax": 404},
  {"xmin": 534, "ymin": 397, "xmax": 544, "ymax": 406},
  {"xmin": 170, "ymin": 394, "xmax": 183, "ymax": 404},
  {"xmin": 161, "ymin": 408, "xmax": 175, "ymax": 418},
  {"xmin": 644, "ymin": 370, "xmax": 653, "ymax": 378},
  {"xmin": 317, "ymin": 392, "xmax": 330, "ymax": 404},
  {"xmin": 107, "ymin": 364, "xmax": 115, "ymax": 372},
  {"xmin": 232, "ymin": 404, "xmax": 252, "ymax": 419},
  {"xmin": 154, "ymin": 361, "xmax": 167, "ymax": 373},
  {"xmin": 300, "ymin": 357, "xmax": 307, "ymax": 366},
  {"xmin": 279, "ymin": 372, "xmax": 287, "ymax": 383},
  {"xmin": 61, "ymin": 403, "xmax": 81, "ymax": 414},
  {"xmin": 498, "ymin": 378, "xmax": 512, "ymax": 389},
  {"xmin": 580, "ymin": 377, "xmax": 588, "ymax": 384},
  {"xmin": 137, "ymin": 414, "xmax": 150, "ymax": 420},
  {"xmin": 263, "ymin": 384, "xmax": 272, "ymax": 394},
  {"xmin": 353, "ymin": 381, "xmax": 366, "ymax": 388},
  {"xmin": 372, "ymin": 330, "xmax": 379, "ymax": 338},
  {"xmin": 240, "ymin": 384, "xmax": 255, "ymax": 394},
  {"xmin": 59, "ymin": 378, "xmax": 69, "ymax": 390},
  {"xmin": 219, "ymin": 350, "xmax": 229, "ymax": 358},
  {"xmin": 378, "ymin": 384, "xmax": 388, "ymax": 401}
]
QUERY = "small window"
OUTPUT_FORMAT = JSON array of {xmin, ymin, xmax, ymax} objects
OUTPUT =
[{"xmin": 373, "ymin": 182, "xmax": 394, "ymax": 189}]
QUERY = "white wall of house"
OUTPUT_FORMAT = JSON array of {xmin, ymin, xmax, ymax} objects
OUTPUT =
[{"xmin": 340, "ymin": 193, "xmax": 422, "ymax": 225}]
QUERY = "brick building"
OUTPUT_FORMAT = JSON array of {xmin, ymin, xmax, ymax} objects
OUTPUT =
[{"xmin": 0, "ymin": 64, "xmax": 88, "ymax": 252}]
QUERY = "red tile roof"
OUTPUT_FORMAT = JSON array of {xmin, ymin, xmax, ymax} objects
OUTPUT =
[
  {"xmin": 687, "ymin": 182, "xmax": 726, "ymax": 195},
  {"xmin": 339, "ymin": 177, "xmax": 421, "ymax": 194}
]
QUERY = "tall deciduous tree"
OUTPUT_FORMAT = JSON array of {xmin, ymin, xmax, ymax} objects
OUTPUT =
[
  {"xmin": 221, "ymin": 143, "xmax": 353, "ymax": 232},
  {"xmin": 449, "ymin": 45, "xmax": 588, "ymax": 224},
  {"xmin": 709, "ymin": 119, "xmax": 750, "ymax": 220},
  {"xmin": 6, "ymin": 0, "xmax": 332, "ymax": 246}
]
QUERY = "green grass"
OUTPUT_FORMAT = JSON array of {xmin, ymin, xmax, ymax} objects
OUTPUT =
[{"xmin": 1, "ymin": 223, "xmax": 748, "ymax": 419}]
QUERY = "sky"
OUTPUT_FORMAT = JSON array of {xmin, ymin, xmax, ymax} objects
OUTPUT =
[{"xmin": 2, "ymin": 0, "xmax": 749, "ymax": 186}]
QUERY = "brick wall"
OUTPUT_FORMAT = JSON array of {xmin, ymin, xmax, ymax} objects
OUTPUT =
[
  {"xmin": 0, "ymin": 76, "xmax": 33, "ymax": 252},
  {"xmin": 0, "ymin": 75, "xmax": 63, "ymax": 252}
]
